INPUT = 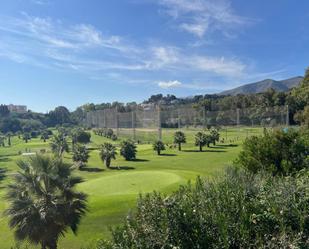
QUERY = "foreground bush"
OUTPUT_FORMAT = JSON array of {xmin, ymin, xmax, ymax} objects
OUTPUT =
[
  {"xmin": 236, "ymin": 128, "xmax": 309, "ymax": 175},
  {"xmin": 96, "ymin": 168, "xmax": 309, "ymax": 249}
]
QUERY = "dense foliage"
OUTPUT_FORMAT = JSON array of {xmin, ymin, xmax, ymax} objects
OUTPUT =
[
  {"xmin": 97, "ymin": 168, "xmax": 309, "ymax": 249},
  {"xmin": 120, "ymin": 140, "xmax": 137, "ymax": 161},
  {"xmin": 236, "ymin": 128, "xmax": 309, "ymax": 175}
]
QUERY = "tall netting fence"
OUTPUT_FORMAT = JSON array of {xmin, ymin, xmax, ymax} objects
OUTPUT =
[{"xmin": 83, "ymin": 105, "xmax": 289, "ymax": 143}]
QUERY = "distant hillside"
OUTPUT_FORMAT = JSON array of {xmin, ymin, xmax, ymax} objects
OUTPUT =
[{"xmin": 220, "ymin": 76, "xmax": 303, "ymax": 96}]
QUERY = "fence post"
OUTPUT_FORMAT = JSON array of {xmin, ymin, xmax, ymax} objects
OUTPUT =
[
  {"xmin": 286, "ymin": 105, "xmax": 290, "ymax": 126},
  {"xmin": 115, "ymin": 107, "xmax": 119, "ymax": 136},
  {"xmin": 203, "ymin": 107, "xmax": 206, "ymax": 129},
  {"xmin": 132, "ymin": 110, "xmax": 136, "ymax": 141},
  {"xmin": 157, "ymin": 105, "xmax": 162, "ymax": 141},
  {"xmin": 178, "ymin": 108, "xmax": 181, "ymax": 129}
]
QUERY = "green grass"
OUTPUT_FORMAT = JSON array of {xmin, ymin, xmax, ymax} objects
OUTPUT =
[{"xmin": 0, "ymin": 127, "xmax": 263, "ymax": 249}]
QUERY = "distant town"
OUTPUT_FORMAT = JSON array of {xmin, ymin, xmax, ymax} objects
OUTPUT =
[{"xmin": 4, "ymin": 104, "xmax": 27, "ymax": 113}]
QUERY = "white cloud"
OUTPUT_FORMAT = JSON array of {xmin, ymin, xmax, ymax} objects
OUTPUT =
[
  {"xmin": 157, "ymin": 0, "xmax": 253, "ymax": 38},
  {"xmin": 158, "ymin": 80, "xmax": 182, "ymax": 89}
]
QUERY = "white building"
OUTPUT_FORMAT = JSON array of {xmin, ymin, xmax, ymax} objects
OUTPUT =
[{"xmin": 7, "ymin": 104, "xmax": 27, "ymax": 113}]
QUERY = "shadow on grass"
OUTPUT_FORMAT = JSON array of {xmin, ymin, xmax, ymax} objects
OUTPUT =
[
  {"xmin": 159, "ymin": 153, "xmax": 177, "ymax": 157},
  {"xmin": 108, "ymin": 166, "xmax": 135, "ymax": 170},
  {"xmin": 79, "ymin": 167, "xmax": 104, "ymax": 172},
  {"xmin": 183, "ymin": 149, "xmax": 226, "ymax": 153},
  {"xmin": 217, "ymin": 144, "xmax": 238, "ymax": 147},
  {"xmin": 131, "ymin": 158, "xmax": 149, "ymax": 162},
  {"xmin": 0, "ymin": 157, "xmax": 11, "ymax": 162}
]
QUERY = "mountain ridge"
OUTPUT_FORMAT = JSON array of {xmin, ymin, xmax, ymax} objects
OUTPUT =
[{"xmin": 220, "ymin": 76, "xmax": 303, "ymax": 96}]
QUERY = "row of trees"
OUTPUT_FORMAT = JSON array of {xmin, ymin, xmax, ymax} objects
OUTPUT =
[
  {"xmin": 93, "ymin": 128, "xmax": 118, "ymax": 141},
  {"xmin": 152, "ymin": 129, "xmax": 220, "ymax": 155}
]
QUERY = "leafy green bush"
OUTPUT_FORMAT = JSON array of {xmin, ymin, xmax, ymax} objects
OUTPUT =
[
  {"xmin": 235, "ymin": 128, "xmax": 309, "ymax": 175},
  {"xmin": 96, "ymin": 168, "xmax": 309, "ymax": 249},
  {"xmin": 120, "ymin": 140, "xmax": 137, "ymax": 161}
]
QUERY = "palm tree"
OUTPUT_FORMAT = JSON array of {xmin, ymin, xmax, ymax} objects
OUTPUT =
[
  {"xmin": 72, "ymin": 144, "xmax": 90, "ymax": 170},
  {"xmin": 210, "ymin": 128, "xmax": 220, "ymax": 146},
  {"xmin": 100, "ymin": 143, "xmax": 117, "ymax": 168},
  {"xmin": 153, "ymin": 140, "xmax": 165, "ymax": 155},
  {"xmin": 50, "ymin": 133, "xmax": 69, "ymax": 157},
  {"xmin": 173, "ymin": 131, "xmax": 186, "ymax": 151},
  {"xmin": 195, "ymin": 132, "xmax": 208, "ymax": 152},
  {"xmin": 22, "ymin": 133, "xmax": 31, "ymax": 143},
  {"xmin": 5, "ymin": 155, "xmax": 87, "ymax": 249},
  {"xmin": 41, "ymin": 130, "xmax": 50, "ymax": 142},
  {"xmin": 6, "ymin": 132, "xmax": 13, "ymax": 146}
]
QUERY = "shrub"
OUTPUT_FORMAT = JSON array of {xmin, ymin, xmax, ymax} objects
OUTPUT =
[
  {"xmin": 235, "ymin": 128, "xmax": 309, "ymax": 175},
  {"xmin": 111, "ymin": 134, "xmax": 118, "ymax": 141},
  {"xmin": 72, "ymin": 128, "xmax": 91, "ymax": 144},
  {"xmin": 120, "ymin": 140, "xmax": 137, "ymax": 161},
  {"xmin": 96, "ymin": 168, "xmax": 309, "ymax": 249}
]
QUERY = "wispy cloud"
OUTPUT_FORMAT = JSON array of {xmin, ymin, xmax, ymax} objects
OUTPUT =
[
  {"xmin": 0, "ymin": 12, "xmax": 272, "ymax": 93},
  {"xmin": 30, "ymin": 0, "xmax": 51, "ymax": 5},
  {"xmin": 156, "ymin": 0, "xmax": 255, "ymax": 38}
]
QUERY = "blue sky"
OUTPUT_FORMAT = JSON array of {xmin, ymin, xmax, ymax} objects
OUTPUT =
[{"xmin": 0, "ymin": 0, "xmax": 308, "ymax": 112}]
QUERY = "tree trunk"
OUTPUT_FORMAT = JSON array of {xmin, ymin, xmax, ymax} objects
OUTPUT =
[
  {"xmin": 178, "ymin": 143, "xmax": 181, "ymax": 151},
  {"xmin": 47, "ymin": 240, "xmax": 57, "ymax": 249},
  {"xmin": 157, "ymin": 150, "xmax": 160, "ymax": 155},
  {"xmin": 106, "ymin": 158, "xmax": 111, "ymax": 168},
  {"xmin": 199, "ymin": 145, "xmax": 202, "ymax": 152},
  {"xmin": 41, "ymin": 242, "xmax": 47, "ymax": 249}
]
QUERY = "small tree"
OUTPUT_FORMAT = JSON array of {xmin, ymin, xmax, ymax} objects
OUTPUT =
[
  {"xmin": 41, "ymin": 130, "xmax": 50, "ymax": 142},
  {"xmin": 6, "ymin": 132, "xmax": 12, "ymax": 146},
  {"xmin": 22, "ymin": 133, "xmax": 31, "ymax": 143},
  {"xmin": 100, "ymin": 143, "xmax": 117, "ymax": 168},
  {"xmin": 0, "ymin": 135, "xmax": 5, "ymax": 147},
  {"xmin": 195, "ymin": 132, "xmax": 208, "ymax": 152},
  {"xmin": 153, "ymin": 140, "xmax": 165, "ymax": 155},
  {"xmin": 120, "ymin": 140, "xmax": 137, "ymax": 161},
  {"xmin": 72, "ymin": 129, "xmax": 91, "ymax": 144},
  {"xmin": 210, "ymin": 128, "xmax": 220, "ymax": 146},
  {"xmin": 173, "ymin": 131, "xmax": 186, "ymax": 151},
  {"xmin": 50, "ymin": 132, "xmax": 69, "ymax": 157},
  {"xmin": 72, "ymin": 144, "xmax": 90, "ymax": 170}
]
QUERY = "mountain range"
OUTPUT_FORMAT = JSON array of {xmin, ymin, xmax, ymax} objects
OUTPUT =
[{"xmin": 219, "ymin": 76, "xmax": 303, "ymax": 96}]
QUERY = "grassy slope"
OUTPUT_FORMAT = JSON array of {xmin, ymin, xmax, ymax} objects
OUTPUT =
[{"xmin": 0, "ymin": 128, "xmax": 262, "ymax": 249}]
